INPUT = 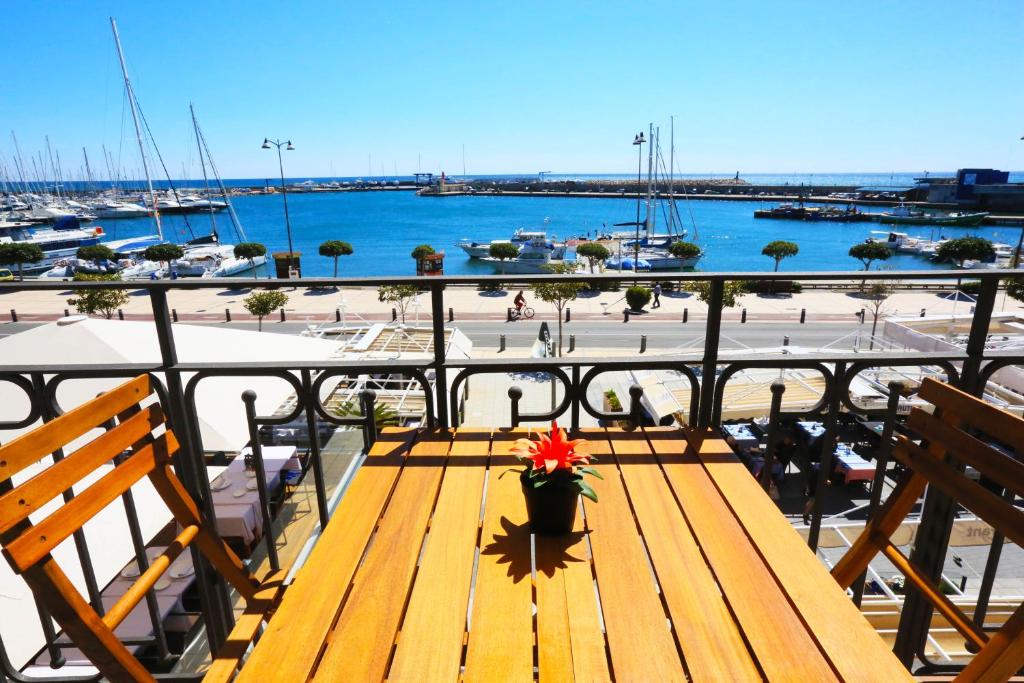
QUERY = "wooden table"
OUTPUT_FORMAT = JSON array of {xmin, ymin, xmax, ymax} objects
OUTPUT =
[{"xmin": 236, "ymin": 426, "xmax": 912, "ymax": 682}]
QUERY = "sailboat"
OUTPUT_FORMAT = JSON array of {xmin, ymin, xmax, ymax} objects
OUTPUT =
[{"xmin": 608, "ymin": 120, "xmax": 701, "ymax": 271}]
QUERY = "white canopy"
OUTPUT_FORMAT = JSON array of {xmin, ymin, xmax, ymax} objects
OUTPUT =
[{"xmin": 0, "ymin": 317, "xmax": 343, "ymax": 452}]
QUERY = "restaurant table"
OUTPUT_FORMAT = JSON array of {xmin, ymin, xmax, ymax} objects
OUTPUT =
[
  {"xmin": 833, "ymin": 443, "xmax": 876, "ymax": 484},
  {"xmin": 796, "ymin": 419, "xmax": 826, "ymax": 443},
  {"xmin": 720, "ymin": 422, "xmax": 758, "ymax": 451},
  {"xmin": 211, "ymin": 446, "xmax": 298, "ymax": 545},
  {"xmin": 36, "ymin": 546, "xmax": 195, "ymax": 667},
  {"xmin": 235, "ymin": 426, "xmax": 911, "ymax": 682}
]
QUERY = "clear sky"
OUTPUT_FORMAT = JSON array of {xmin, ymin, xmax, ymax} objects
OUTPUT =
[{"xmin": 1, "ymin": 0, "xmax": 1022, "ymax": 179}]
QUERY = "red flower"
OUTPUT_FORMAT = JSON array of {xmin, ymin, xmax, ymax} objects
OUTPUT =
[{"xmin": 512, "ymin": 421, "xmax": 589, "ymax": 474}]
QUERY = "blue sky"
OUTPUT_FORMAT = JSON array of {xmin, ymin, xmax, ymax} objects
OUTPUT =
[{"xmin": 2, "ymin": 1, "xmax": 1022, "ymax": 179}]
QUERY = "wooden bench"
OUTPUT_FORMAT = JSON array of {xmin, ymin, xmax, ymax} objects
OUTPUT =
[
  {"xmin": 0, "ymin": 375, "xmax": 284, "ymax": 683},
  {"xmin": 235, "ymin": 425, "xmax": 910, "ymax": 681}
]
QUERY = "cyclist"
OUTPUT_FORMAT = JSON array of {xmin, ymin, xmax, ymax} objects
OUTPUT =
[{"xmin": 513, "ymin": 290, "xmax": 527, "ymax": 316}]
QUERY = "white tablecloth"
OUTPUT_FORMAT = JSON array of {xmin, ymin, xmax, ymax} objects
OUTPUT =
[
  {"xmin": 211, "ymin": 446, "xmax": 298, "ymax": 545},
  {"xmin": 721, "ymin": 423, "xmax": 759, "ymax": 451},
  {"xmin": 833, "ymin": 445, "xmax": 875, "ymax": 484}
]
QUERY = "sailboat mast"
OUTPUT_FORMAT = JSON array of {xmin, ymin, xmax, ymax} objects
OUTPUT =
[
  {"xmin": 192, "ymin": 108, "xmax": 247, "ymax": 242},
  {"xmin": 110, "ymin": 17, "xmax": 163, "ymax": 241},
  {"xmin": 190, "ymin": 103, "xmax": 218, "ymax": 240},
  {"xmin": 645, "ymin": 124, "xmax": 655, "ymax": 237},
  {"xmin": 668, "ymin": 116, "xmax": 675, "ymax": 235},
  {"xmin": 82, "ymin": 147, "xmax": 95, "ymax": 194}
]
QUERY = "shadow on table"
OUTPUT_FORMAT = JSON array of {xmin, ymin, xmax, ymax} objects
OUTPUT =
[{"xmin": 480, "ymin": 516, "xmax": 588, "ymax": 582}]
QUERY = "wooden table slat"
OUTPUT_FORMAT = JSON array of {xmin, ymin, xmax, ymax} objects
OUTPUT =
[
  {"xmin": 578, "ymin": 428, "xmax": 686, "ymax": 682},
  {"xmin": 608, "ymin": 428, "xmax": 762, "ymax": 682},
  {"xmin": 235, "ymin": 426, "xmax": 415, "ymax": 683},
  {"xmin": 313, "ymin": 430, "xmax": 453, "ymax": 681},
  {"xmin": 535, "ymin": 496, "xmax": 611, "ymax": 683},
  {"xmin": 387, "ymin": 429, "xmax": 490, "ymax": 683},
  {"xmin": 679, "ymin": 427, "xmax": 915, "ymax": 682},
  {"xmin": 645, "ymin": 428, "xmax": 841, "ymax": 682},
  {"xmin": 463, "ymin": 429, "xmax": 535, "ymax": 682}
]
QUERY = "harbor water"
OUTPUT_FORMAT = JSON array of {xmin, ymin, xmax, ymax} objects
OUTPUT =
[{"xmin": 96, "ymin": 191, "xmax": 1023, "ymax": 278}]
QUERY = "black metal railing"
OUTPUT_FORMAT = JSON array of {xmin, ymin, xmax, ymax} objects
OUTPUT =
[{"xmin": 0, "ymin": 269, "xmax": 1020, "ymax": 678}]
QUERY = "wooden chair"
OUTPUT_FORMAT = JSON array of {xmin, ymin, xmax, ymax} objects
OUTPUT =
[
  {"xmin": 832, "ymin": 377, "xmax": 1024, "ymax": 682},
  {"xmin": 0, "ymin": 375, "xmax": 285, "ymax": 683}
]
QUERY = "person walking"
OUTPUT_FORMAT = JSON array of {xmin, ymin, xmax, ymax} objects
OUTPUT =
[{"xmin": 652, "ymin": 282, "xmax": 662, "ymax": 308}]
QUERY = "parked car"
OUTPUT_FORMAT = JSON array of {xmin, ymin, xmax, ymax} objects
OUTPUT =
[{"xmin": 0, "ymin": 269, "xmax": 13, "ymax": 282}]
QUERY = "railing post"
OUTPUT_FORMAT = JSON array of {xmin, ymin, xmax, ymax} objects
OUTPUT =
[
  {"xmin": 430, "ymin": 283, "xmax": 449, "ymax": 428},
  {"xmin": 627, "ymin": 385, "xmax": 644, "ymax": 425},
  {"xmin": 508, "ymin": 385, "xmax": 522, "ymax": 428},
  {"xmin": 697, "ymin": 279, "xmax": 724, "ymax": 429},
  {"xmin": 570, "ymin": 365, "xmax": 580, "ymax": 430},
  {"xmin": 851, "ymin": 381, "xmax": 903, "ymax": 605},
  {"xmin": 241, "ymin": 391, "xmax": 279, "ymax": 572},
  {"xmin": 300, "ymin": 369, "xmax": 330, "ymax": 528},
  {"xmin": 807, "ymin": 360, "xmax": 845, "ymax": 552},
  {"xmin": 149, "ymin": 286, "xmax": 233, "ymax": 652},
  {"xmin": 895, "ymin": 276, "xmax": 1000, "ymax": 665},
  {"xmin": 760, "ymin": 381, "xmax": 785, "ymax": 492},
  {"xmin": 360, "ymin": 388, "xmax": 378, "ymax": 450}
]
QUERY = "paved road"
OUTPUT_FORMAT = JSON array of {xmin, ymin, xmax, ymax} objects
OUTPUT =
[{"xmin": 0, "ymin": 318, "xmax": 872, "ymax": 353}]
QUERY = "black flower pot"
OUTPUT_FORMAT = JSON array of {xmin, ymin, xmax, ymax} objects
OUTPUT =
[{"xmin": 520, "ymin": 470, "xmax": 579, "ymax": 535}]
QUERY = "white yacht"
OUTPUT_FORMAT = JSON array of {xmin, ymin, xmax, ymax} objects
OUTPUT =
[
  {"xmin": 479, "ymin": 233, "xmax": 578, "ymax": 274},
  {"xmin": 0, "ymin": 217, "xmax": 108, "ymax": 273},
  {"xmin": 91, "ymin": 199, "xmax": 152, "ymax": 219},
  {"xmin": 458, "ymin": 228, "xmax": 566, "ymax": 260}
]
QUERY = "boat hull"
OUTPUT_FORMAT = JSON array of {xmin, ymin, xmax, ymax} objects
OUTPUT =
[{"xmin": 880, "ymin": 212, "xmax": 988, "ymax": 227}]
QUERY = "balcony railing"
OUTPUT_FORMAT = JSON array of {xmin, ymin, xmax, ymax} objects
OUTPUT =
[{"xmin": 0, "ymin": 269, "xmax": 1020, "ymax": 679}]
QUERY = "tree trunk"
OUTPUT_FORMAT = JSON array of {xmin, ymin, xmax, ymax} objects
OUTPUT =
[
  {"xmin": 869, "ymin": 313, "xmax": 879, "ymax": 350},
  {"xmin": 774, "ymin": 259, "xmax": 780, "ymax": 272},
  {"xmin": 257, "ymin": 315, "xmax": 263, "ymax": 332},
  {"xmin": 333, "ymin": 257, "xmax": 339, "ymax": 278},
  {"xmin": 557, "ymin": 312, "xmax": 563, "ymax": 357},
  {"xmin": 17, "ymin": 263, "xmax": 23, "ymax": 282}
]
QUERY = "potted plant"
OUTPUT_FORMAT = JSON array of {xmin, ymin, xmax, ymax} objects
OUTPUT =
[{"xmin": 511, "ymin": 422, "xmax": 602, "ymax": 535}]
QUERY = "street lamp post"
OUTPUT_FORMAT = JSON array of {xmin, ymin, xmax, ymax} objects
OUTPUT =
[
  {"xmin": 632, "ymin": 132, "xmax": 645, "ymax": 272},
  {"xmin": 262, "ymin": 137, "xmax": 295, "ymax": 274}
]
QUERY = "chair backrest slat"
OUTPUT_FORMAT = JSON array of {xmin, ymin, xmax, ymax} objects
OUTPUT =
[
  {"xmin": 892, "ymin": 435, "xmax": 1024, "ymax": 549},
  {"xmin": 0, "ymin": 375, "xmax": 150, "ymax": 484},
  {"xmin": 907, "ymin": 408, "xmax": 1024, "ymax": 497},
  {"xmin": 918, "ymin": 378, "xmax": 1024, "ymax": 453},
  {"xmin": 2, "ymin": 430, "xmax": 179, "ymax": 573},
  {"xmin": 0, "ymin": 404, "xmax": 165, "ymax": 535}
]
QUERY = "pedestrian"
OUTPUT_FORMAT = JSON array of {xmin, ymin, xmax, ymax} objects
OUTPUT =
[{"xmin": 652, "ymin": 282, "xmax": 662, "ymax": 308}]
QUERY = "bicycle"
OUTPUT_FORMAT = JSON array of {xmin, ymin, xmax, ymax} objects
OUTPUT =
[{"xmin": 511, "ymin": 306, "xmax": 535, "ymax": 320}]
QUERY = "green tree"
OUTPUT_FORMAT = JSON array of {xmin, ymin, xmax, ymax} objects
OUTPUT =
[
  {"xmin": 67, "ymin": 273, "xmax": 130, "ymax": 319},
  {"xmin": 318, "ymin": 240, "xmax": 354, "ymax": 278},
  {"xmin": 1007, "ymin": 277, "xmax": 1024, "ymax": 303},
  {"xmin": 0, "ymin": 243, "xmax": 44, "ymax": 281},
  {"xmin": 762, "ymin": 240, "xmax": 799, "ymax": 272},
  {"xmin": 378, "ymin": 284, "xmax": 420, "ymax": 324},
  {"xmin": 143, "ymin": 243, "xmax": 185, "ymax": 275},
  {"xmin": 488, "ymin": 242, "xmax": 519, "ymax": 274},
  {"xmin": 863, "ymin": 279, "xmax": 897, "ymax": 350},
  {"xmin": 936, "ymin": 236, "xmax": 995, "ymax": 268},
  {"xmin": 243, "ymin": 289, "xmax": 288, "ymax": 331},
  {"xmin": 667, "ymin": 241, "xmax": 702, "ymax": 262},
  {"xmin": 533, "ymin": 262, "xmax": 586, "ymax": 356},
  {"xmin": 576, "ymin": 242, "xmax": 611, "ymax": 273},
  {"xmin": 848, "ymin": 241, "xmax": 892, "ymax": 271},
  {"xmin": 625, "ymin": 285, "xmax": 652, "ymax": 311},
  {"xmin": 333, "ymin": 399, "xmax": 400, "ymax": 426},
  {"xmin": 76, "ymin": 244, "xmax": 116, "ymax": 263},
  {"xmin": 234, "ymin": 242, "xmax": 268, "ymax": 278},
  {"xmin": 686, "ymin": 279, "xmax": 745, "ymax": 309}
]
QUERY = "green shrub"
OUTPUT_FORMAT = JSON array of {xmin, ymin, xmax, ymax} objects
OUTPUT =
[
  {"xmin": 604, "ymin": 389, "xmax": 623, "ymax": 411},
  {"xmin": 625, "ymin": 286, "xmax": 652, "ymax": 311}
]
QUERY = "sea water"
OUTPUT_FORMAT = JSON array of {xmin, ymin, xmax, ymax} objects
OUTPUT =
[{"xmin": 97, "ymin": 188, "xmax": 1022, "ymax": 278}]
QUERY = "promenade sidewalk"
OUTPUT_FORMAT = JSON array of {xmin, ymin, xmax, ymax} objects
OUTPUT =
[{"xmin": 0, "ymin": 284, "xmax": 1020, "ymax": 324}]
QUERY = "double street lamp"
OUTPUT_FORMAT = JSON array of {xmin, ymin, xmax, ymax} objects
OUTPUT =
[{"xmin": 262, "ymin": 137, "xmax": 295, "ymax": 269}]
